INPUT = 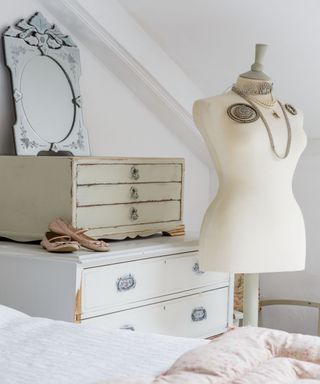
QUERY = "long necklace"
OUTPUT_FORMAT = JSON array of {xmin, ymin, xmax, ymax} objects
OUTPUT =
[
  {"xmin": 246, "ymin": 94, "xmax": 277, "ymax": 108},
  {"xmin": 232, "ymin": 87, "xmax": 292, "ymax": 160},
  {"xmin": 247, "ymin": 94, "xmax": 280, "ymax": 119}
]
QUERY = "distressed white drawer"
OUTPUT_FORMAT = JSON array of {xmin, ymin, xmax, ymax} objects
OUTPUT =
[
  {"xmin": 82, "ymin": 288, "xmax": 229, "ymax": 338},
  {"xmin": 0, "ymin": 156, "xmax": 184, "ymax": 241},
  {"xmin": 76, "ymin": 182, "xmax": 181, "ymax": 206},
  {"xmin": 77, "ymin": 163, "xmax": 182, "ymax": 185},
  {"xmin": 81, "ymin": 252, "xmax": 228, "ymax": 317},
  {"xmin": 76, "ymin": 201, "xmax": 181, "ymax": 229}
]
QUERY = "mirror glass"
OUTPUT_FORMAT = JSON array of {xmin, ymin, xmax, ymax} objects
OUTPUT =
[{"xmin": 21, "ymin": 56, "xmax": 75, "ymax": 143}]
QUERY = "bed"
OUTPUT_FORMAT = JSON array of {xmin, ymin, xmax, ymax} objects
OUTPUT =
[
  {"xmin": 1, "ymin": 305, "xmax": 320, "ymax": 384},
  {"xmin": 0, "ymin": 305, "xmax": 207, "ymax": 384}
]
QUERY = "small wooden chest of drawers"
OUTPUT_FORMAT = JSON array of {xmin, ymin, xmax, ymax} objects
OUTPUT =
[
  {"xmin": 0, "ymin": 156, "xmax": 184, "ymax": 241},
  {"xmin": 0, "ymin": 235, "xmax": 234, "ymax": 338}
]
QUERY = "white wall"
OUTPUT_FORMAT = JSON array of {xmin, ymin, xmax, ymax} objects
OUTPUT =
[
  {"xmin": 120, "ymin": 0, "xmax": 320, "ymax": 138},
  {"xmin": 0, "ymin": 0, "xmax": 211, "ymax": 232},
  {"xmin": 260, "ymin": 146, "xmax": 320, "ymax": 335},
  {"xmin": 120, "ymin": 0, "xmax": 320, "ymax": 335},
  {"xmin": 95, "ymin": 0, "xmax": 320, "ymax": 335},
  {"xmin": 2, "ymin": 1, "xmax": 318, "ymax": 335}
]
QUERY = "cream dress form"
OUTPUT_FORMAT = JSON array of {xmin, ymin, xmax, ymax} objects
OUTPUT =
[{"xmin": 193, "ymin": 77, "xmax": 307, "ymax": 274}]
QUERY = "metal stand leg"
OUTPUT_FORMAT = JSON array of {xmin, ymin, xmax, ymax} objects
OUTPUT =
[{"xmin": 243, "ymin": 273, "xmax": 259, "ymax": 327}]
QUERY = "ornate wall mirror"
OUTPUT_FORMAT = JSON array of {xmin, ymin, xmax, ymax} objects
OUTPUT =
[{"xmin": 2, "ymin": 12, "xmax": 90, "ymax": 156}]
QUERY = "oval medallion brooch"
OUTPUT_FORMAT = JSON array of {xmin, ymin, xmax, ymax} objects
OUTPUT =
[
  {"xmin": 285, "ymin": 103, "xmax": 297, "ymax": 115},
  {"xmin": 227, "ymin": 103, "xmax": 259, "ymax": 123}
]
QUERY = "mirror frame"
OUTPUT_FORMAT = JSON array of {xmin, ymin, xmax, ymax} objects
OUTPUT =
[{"xmin": 2, "ymin": 12, "xmax": 90, "ymax": 156}]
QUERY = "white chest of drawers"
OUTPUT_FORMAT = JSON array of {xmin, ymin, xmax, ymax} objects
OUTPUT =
[
  {"xmin": 0, "ymin": 156, "xmax": 184, "ymax": 241},
  {"xmin": 0, "ymin": 235, "xmax": 234, "ymax": 338}
]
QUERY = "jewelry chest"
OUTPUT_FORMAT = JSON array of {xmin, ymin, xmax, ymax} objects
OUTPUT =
[
  {"xmin": 0, "ymin": 156, "xmax": 184, "ymax": 241},
  {"xmin": 0, "ymin": 236, "xmax": 233, "ymax": 338}
]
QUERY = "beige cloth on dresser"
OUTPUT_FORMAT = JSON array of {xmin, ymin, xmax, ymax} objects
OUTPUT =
[{"xmin": 102, "ymin": 327, "xmax": 320, "ymax": 384}]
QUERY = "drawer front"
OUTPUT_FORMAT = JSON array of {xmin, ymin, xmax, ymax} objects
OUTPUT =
[
  {"xmin": 81, "ymin": 253, "xmax": 229, "ymax": 317},
  {"xmin": 82, "ymin": 288, "xmax": 229, "ymax": 338},
  {"xmin": 76, "ymin": 201, "xmax": 181, "ymax": 229},
  {"xmin": 76, "ymin": 183, "xmax": 181, "ymax": 206},
  {"xmin": 77, "ymin": 163, "xmax": 182, "ymax": 185}
]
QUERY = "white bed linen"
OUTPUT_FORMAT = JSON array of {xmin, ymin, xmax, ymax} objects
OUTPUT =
[{"xmin": 0, "ymin": 305, "xmax": 208, "ymax": 384}]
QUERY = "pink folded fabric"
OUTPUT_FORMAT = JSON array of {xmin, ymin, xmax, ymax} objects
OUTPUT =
[{"xmin": 101, "ymin": 327, "xmax": 320, "ymax": 384}]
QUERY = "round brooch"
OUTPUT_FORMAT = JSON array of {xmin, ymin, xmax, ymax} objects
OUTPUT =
[
  {"xmin": 227, "ymin": 103, "xmax": 259, "ymax": 123},
  {"xmin": 285, "ymin": 103, "xmax": 297, "ymax": 116}
]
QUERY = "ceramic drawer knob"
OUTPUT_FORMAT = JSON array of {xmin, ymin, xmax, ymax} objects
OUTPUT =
[
  {"xmin": 130, "ymin": 186, "xmax": 139, "ymax": 200},
  {"xmin": 130, "ymin": 207, "xmax": 139, "ymax": 221},
  {"xmin": 192, "ymin": 262, "xmax": 205, "ymax": 275},
  {"xmin": 116, "ymin": 273, "xmax": 136, "ymax": 292},
  {"xmin": 119, "ymin": 324, "xmax": 135, "ymax": 331},
  {"xmin": 191, "ymin": 306, "xmax": 207, "ymax": 322},
  {"xmin": 130, "ymin": 166, "xmax": 140, "ymax": 180}
]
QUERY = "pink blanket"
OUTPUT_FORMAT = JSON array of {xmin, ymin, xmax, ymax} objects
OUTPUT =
[{"xmin": 102, "ymin": 327, "xmax": 320, "ymax": 383}]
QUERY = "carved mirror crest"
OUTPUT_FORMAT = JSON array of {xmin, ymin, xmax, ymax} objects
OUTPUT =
[{"xmin": 2, "ymin": 12, "xmax": 90, "ymax": 156}]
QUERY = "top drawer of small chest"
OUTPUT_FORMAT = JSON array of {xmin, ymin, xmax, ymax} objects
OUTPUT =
[{"xmin": 76, "ymin": 163, "xmax": 183, "ymax": 185}]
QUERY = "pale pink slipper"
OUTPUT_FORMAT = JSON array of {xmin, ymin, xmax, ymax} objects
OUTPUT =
[
  {"xmin": 48, "ymin": 218, "xmax": 109, "ymax": 252},
  {"xmin": 41, "ymin": 232, "xmax": 80, "ymax": 253}
]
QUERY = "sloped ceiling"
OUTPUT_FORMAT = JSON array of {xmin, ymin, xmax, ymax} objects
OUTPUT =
[{"xmin": 119, "ymin": 0, "xmax": 320, "ymax": 137}]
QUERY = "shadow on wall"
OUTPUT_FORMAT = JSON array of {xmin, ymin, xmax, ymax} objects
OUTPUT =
[{"xmin": 0, "ymin": 35, "xmax": 16, "ymax": 155}]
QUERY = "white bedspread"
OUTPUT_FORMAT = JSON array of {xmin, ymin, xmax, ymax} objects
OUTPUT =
[{"xmin": 0, "ymin": 305, "xmax": 207, "ymax": 384}]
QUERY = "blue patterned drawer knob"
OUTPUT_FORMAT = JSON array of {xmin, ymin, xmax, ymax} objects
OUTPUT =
[
  {"xmin": 192, "ymin": 262, "xmax": 204, "ymax": 275},
  {"xmin": 116, "ymin": 273, "xmax": 136, "ymax": 292},
  {"xmin": 191, "ymin": 306, "xmax": 207, "ymax": 322}
]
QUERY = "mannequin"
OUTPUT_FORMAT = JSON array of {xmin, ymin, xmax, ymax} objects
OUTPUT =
[{"xmin": 193, "ymin": 44, "xmax": 307, "ymax": 325}]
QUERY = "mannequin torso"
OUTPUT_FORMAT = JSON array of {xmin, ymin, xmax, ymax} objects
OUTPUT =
[{"xmin": 193, "ymin": 77, "xmax": 307, "ymax": 273}]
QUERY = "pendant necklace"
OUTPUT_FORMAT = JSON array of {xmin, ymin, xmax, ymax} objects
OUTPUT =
[
  {"xmin": 247, "ymin": 94, "xmax": 280, "ymax": 119},
  {"xmin": 232, "ymin": 86, "xmax": 292, "ymax": 160}
]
